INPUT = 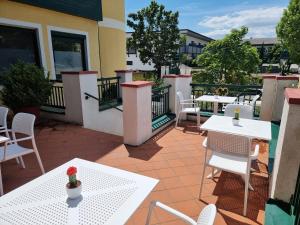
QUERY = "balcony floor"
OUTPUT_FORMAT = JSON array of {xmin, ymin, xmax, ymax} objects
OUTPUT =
[{"xmin": 2, "ymin": 120, "xmax": 269, "ymax": 225}]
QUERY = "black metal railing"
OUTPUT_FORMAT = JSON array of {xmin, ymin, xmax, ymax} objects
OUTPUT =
[
  {"xmin": 84, "ymin": 92, "xmax": 123, "ymax": 112},
  {"xmin": 44, "ymin": 80, "xmax": 65, "ymax": 109},
  {"xmin": 152, "ymin": 85, "xmax": 171, "ymax": 121},
  {"xmin": 190, "ymin": 83, "xmax": 263, "ymax": 117},
  {"xmin": 97, "ymin": 77, "xmax": 121, "ymax": 103},
  {"xmin": 291, "ymin": 166, "xmax": 300, "ymax": 225},
  {"xmin": 97, "ymin": 77, "xmax": 121, "ymax": 111}
]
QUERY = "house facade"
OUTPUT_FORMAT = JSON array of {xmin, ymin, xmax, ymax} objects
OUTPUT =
[
  {"xmin": 0, "ymin": 0, "xmax": 126, "ymax": 79},
  {"xmin": 126, "ymin": 29, "xmax": 213, "ymax": 71}
]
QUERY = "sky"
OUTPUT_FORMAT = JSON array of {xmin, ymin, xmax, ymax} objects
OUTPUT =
[{"xmin": 125, "ymin": 0, "xmax": 290, "ymax": 39}]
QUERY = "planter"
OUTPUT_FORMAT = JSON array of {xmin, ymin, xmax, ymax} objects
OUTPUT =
[
  {"xmin": 232, "ymin": 118, "xmax": 239, "ymax": 126},
  {"xmin": 66, "ymin": 180, "xmax": 82, "ymax": 199},
  {"xmin": 16, "ymin": 106, "xmax": 40, "ymax": 119}
]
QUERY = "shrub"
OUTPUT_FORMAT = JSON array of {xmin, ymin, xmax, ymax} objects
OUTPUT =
[{"xmin": 0, "ymin": 61, "xmax": 52, "ymax": 111}]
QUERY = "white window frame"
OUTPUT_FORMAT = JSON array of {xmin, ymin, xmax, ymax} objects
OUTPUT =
[
  {"xmin": 0, "ymin": 17, "xmax": 47, "ymax": 73},
  {"xmin": 47, "ymin": 26, "xmax": 91, "ymax": 79}
]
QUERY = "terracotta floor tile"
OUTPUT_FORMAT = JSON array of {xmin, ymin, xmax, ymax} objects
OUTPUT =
[
  {"xmin": 2, "ymin": 120, "xmax": 268, "ymax": 225},
  {"xmin": 179, "ymin": 174, "xmax": 201, "ymax": 186},
  {"xmin": 162, "ymin": 177, "xmax": 183, "ymax": 189},
  {"xmin": 168, "ymin": 187, "xmax": 194, "ymax": 202},
  {"xmin": 171, "ymin": 166, "xmax": 190, "ymax": 176},
  {"xmin": 167, "ymin": 159, "xmax": 185, "ymax": 167},
  {"xmin": 156, "ymin": 168, "xmax": 176, "ymax": 179}
]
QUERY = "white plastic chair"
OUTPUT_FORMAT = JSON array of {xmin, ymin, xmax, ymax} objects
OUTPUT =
[
  {"xmin": 0, "ymin": 113, "xmax": 45, "ymax": 195},
  {"xmin": 146, "ymin": 201, "xmax": 216, "ymax": 225},
  {"xmin": 224, "ymin": 104, "xmax": 254, "ymax": 119},
  {"xmin": 176, "ymin": 91, "xmax": 200, "ymax": 128},
  {"xmin": 0, "ymin": 107, "xmax": 9, "ymax": 138},
  {"xmin": 199, "ymin": 131, "xmax": 257, "ymax": 216}
]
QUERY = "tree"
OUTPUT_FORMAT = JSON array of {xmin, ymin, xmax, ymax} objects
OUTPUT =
[
  {"xmin": 268, "ymin": 43, "xmax": 292, "ymax": 74},
  {"xmin": 193, "ymin": 27, "xmax": 261, "ymax": 85},
  {"xmin": 127, "ymin": 1, "xmax": 181, "ymax": 78},
  {"xmin": 277, "ymin": 0, "xmax": 300, "ymax": 64}
]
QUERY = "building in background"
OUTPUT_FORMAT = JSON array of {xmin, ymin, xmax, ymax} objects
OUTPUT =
[
  {"xmin": 0, "ymin": 0, "xmax": 126, "ymax": 79},
  {"xmin": 126, "ymin": 29, "xmax": 213, "ymax": 72},
  {"xmin": 246, "ymin": 37, "xmax": 278, "ymax": 59}
]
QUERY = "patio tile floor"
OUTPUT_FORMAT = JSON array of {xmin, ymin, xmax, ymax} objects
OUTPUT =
[{"xmin": 1, "ymin": 120, "xmax": 269, "ymax": 225}]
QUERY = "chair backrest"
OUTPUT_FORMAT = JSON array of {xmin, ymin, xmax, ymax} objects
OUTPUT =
[
  {"xmin": 12, "ymin": 113, "xmax": 35, "ymax": 136},
  {"xmin": 250, "ymin": 94, "xmax": 261, "ymax": 106},
  {"xmin": 197, "ymin": 204, "xmax": 217, "ymax": 225},
  {"xmin": 207, "ymin": 131, "xmax": 251, "ymax": 157},
  {"xmin": 224, "ymin": 104, "xmax": 253, "ymax": 119},
  {"xmin": 0, "ymin": 107, "xmax": 8, "ymax": 128},
  {"xmin": 177, "ymin": 91, "xmax": 184, "ymax": 102}
]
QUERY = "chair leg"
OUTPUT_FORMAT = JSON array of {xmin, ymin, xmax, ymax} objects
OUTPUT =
[
  {"xmin": 199, "ymin": 164, "xmax": 207, "ymax": 200},
  {"xmin": 0, "ymin": 164, "xmax": 3, "ymax": 196},
  {"xmin": 243, "ymin": 174, "xmax": 250, "ymax": 216},
  {"xmin": 16, "ymin": 157, "xmax": 20, "ymax": 164},
  {"xmin": 145, "ymin": 201, "xmax": 155, "ymax": 225},
  {"xmin": 196, "ymin": 112, "xmax": 200, "ymax": 128},
  {"xmin": 35, "ymin": 151, "xmax": 45, "ymax": 174},
  {"xmin": 32, "ymin": 140, "xmax": 45, "ymax": 174},
  {"xmin": 176, "ymin": 112, "xmax": 181, "ymax": 127},
  {"xmin": 19, "ymin": 157, "xmax": 25, "ymax": 169}
]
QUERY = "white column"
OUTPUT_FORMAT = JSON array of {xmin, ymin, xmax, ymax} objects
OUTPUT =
[
  {"xmin": 260, "ymin": 75, "xmax": 277, "ymax": 121},
  {"xmin": 121, "ymin": 81, "xmax": 153, "ymax": 146},
  {"xmin": 272, "ymin": 76, "xmax": 299, "ymax": 121},
  {"xmin": 260, "ymin": 74, "xmax": 299, "ymax": 121},
  {"xmin": 62, "ymin": 71, "xmax": 98, "ymax": 124},
  {"xmin": 163, "ymin": 75, "xmax": 178, "ymax": 114},
  {"xmin": 115, "ymin": 70, "xmax": 133, "ymax": 98},
  {"xmin": 271, "ymin": 88, "xmax": 300, "ymax": 202}
]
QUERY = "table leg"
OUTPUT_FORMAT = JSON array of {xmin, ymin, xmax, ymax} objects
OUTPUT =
[
  {"xmin": 207, "ymin": 168, "xmax": 221, "ymax": 178},
  {"xmin": 0, "ymin": 164, "xmax": 3, "ymax": 196},
  {"xmin": 213, "ymin": 102, "xmax": 218, "ymax": 114}
]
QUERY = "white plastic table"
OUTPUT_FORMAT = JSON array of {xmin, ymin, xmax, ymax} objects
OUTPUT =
[
  {"xmin": 195, "ymin": 95, "xmax": 237, "ymax": 114},
  {"xmin": 0, "ymin": 158, "xmax": 159, "ymax": 225},
  {"xmin": 200, "ymin": 115, "xmax": 272, "ymax": 140}
]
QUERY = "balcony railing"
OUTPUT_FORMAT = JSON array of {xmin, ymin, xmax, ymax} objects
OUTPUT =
[
  {"xmin": 152, "ymin": 85, "xmax": 171, "ymax": 121},
  {"xmin": 97, "ymin": 77, "xmax": 121, "ymax": 111},
  {"xmin": 191, "ymin": 83, "xmax": 263, "ymax": 117},
  {"xmin": 42, "ymin": 80, "xmax": 65, "ymax": 114}
]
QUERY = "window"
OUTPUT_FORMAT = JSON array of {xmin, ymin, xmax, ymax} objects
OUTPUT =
[
  {"xmin": 127, "ymin": 47, "xmax": 137, "ymax": 55},
  {"xmin": 51, "ymin": 31, "xmax": 87, "ymax": 79},
  {"xmin": 0, "ymin": 25, "xmax": 41, "ymax": 74},
  {"xmin": 127, "ymin": 61, "xmax": 133, "ymax": 65}
]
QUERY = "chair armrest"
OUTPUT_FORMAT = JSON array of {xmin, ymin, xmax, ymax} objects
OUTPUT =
[
  {"xmin": 250, "ymin": 144, "xmax": 260, "ymax": 159},
  {"xmin": 0, "ymin": 129, "xmax": 11, "ymax": 133},
  {"xmin": 180, "ymin": 99, "xmax": 194, "ymax": 102},
  {"xmin": 147, "ymin": 201, "xmax": 197, "ymax": 225},
  {"xmin": 179, "ymin": 102, "xmax": 198, "ymax": 106},
  {"xmin": 202, "ymin": 137, "xmax": 207, "ymax": 148},
  {"xmin": 7, "ymin": 136, "xmax": 33, "ymax": 145}
]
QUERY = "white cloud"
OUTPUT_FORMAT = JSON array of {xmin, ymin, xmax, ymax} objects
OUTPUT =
[{"xmin": 198, "ymin": 7, "xmax": 285, "ymax": 39}]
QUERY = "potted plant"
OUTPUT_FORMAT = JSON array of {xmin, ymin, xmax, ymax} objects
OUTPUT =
[
  {"xmin": 0, "ymin": 61, "xmax": 52, "ymax": 118},
  {"xmin": 232, "ymin": 107, "xmax": 240, "ymax": 126},
  {"xmin": 66, "ymin": 166, "xmax": 82, "ymax": 199}
]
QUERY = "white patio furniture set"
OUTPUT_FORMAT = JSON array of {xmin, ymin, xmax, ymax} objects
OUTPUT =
[
  {"xmin": 199, "ymin": 115, "xmax": 271, "ymax": 216},
  {"xmin": 175, "ymin": 92, "xmax": 271, "ymax": 216},
  {"xmin": 175, "ymin": 91, "xmax": 261, "ymax": 128},
  {"xmin": 0, "ymin": 106, "xmax": 217, "ymax": 225}
]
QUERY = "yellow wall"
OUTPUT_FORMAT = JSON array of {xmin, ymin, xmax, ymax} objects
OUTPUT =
[
  {"xmin": 102, "ymin": 0, "xmax": 125, "ymax": 22},
  {"xmin": 99, "ymin": 0, "xmax": 126, "ymax": 76},
  {"xmin": 0, "ymin": 0, "xmax": 126, "ymax": 78}
]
